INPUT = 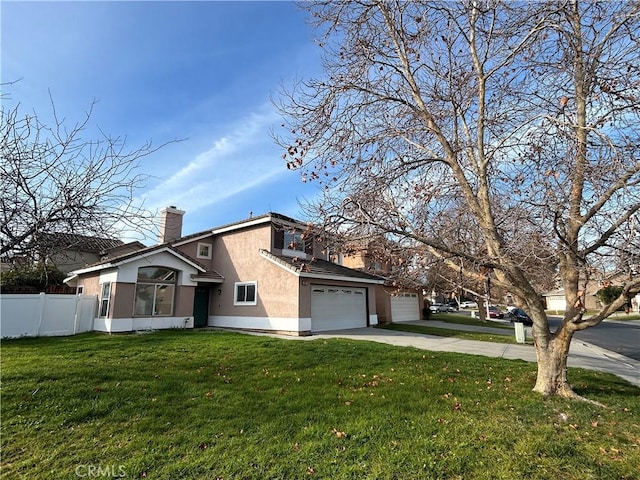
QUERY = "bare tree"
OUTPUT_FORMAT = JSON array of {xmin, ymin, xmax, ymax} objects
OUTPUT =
[
  {"xmin": 1, "ymin": 94, "xmax": 171, "ymax": 263},
  {"xmin": 276, "ymin": 0, "xmax": 640, "ymax": 399}
]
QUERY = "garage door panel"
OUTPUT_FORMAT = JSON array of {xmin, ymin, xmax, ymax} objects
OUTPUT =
[
  {"xmin": 311, "ymin": 286, "xmax": 367, "ymax": 332},
  {"xmin": 391, "ymin": 293, "xmax": 420, "ymax": 322}
]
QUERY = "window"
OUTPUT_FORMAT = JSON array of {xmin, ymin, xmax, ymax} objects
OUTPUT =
[
  {"xmin": 284, "ymin": 231, "xmax": 306, "ymax": 252},
  {"xmin": 368, "ymin": 260, "xmax": 382, "ymax": 271},
  {"xmin": 197, "ymin": 242, "xmax": 212, "ymax": 260},
  {"xmin": 99, "ymin": 282, "xmax": 111, "ymax": 318},
  {"xmin": 134, "ymin": 267, "xmax": 176, "ymax": 316},
  {"xmin": 234, "ymin": 281, "xmax": 257, "ymax": 306}
]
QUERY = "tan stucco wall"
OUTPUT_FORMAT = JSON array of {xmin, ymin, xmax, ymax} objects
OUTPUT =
[
  {"xmin": 375, "ymin": 285, "xmax": 392, "ymax": 324},
  {"xmin": 211, "ymin": 224, "xmax": 300, "ymax": 318},
  {"xmin": 78, "ymin": 274, "xmax": 101, "ymax": 296},
  {"xmin": 342, "ymin": 252, "xmax": 366, "ymax": 270},
  {"xmin": 175, "ymin": 285, "xmax": 195, "ymax": 317},
  {"xmin": 175, "ymin": 234, "xmax": 216, "ymax": 271},
  {"xmin": 112, "ymin": 283, "xmax": 135, "ymax": 318}
]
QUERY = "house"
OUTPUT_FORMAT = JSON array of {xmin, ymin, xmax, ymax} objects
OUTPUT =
[
  {"xmin": 340, "ymin": 238, "xmax": 425, "ymax": 324},
  {"xmin": 543, "ymin": 272, "xmax": 640, "ymax": 312},
  {"xmin": 32, "ymin": 232, "xmax": 145, "ymax": 274},
  {"xmin": 64, "ymin": 208, "xmax": 384, "ymax": 335}
]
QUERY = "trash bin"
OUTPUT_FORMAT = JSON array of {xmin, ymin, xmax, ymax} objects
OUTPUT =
[{"xmin": 514, "ymin": 322, "xmax": 525, "ymax": 343}]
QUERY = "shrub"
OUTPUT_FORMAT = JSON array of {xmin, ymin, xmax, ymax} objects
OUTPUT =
[
  {"xmin": 0, "ymin": 263, "xmax": 66, "ymax": 291},
  {"xmin": 595, "ymin": 285, "xmax": 624, "ymax": 306}
]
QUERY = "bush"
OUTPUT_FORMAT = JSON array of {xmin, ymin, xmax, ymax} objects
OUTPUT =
[
  {"xmin": 595, "ymin": 285, "xmax": 624, "ymax": 306},
  {"xmin": 0, "ymin": 263, "xmax": 66, "ymax": 291}
]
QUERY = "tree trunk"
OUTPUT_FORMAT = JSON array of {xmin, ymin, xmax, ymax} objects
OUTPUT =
[{"xmin": 532, "ymin": 327, "xmax": 577, "ymax": 398}]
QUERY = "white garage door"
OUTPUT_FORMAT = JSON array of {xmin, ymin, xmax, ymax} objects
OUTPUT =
[
  {"xmin": 391, "ymin": 293, "xmax": 420, "ymax": 322},
  {"xmin": 311, "ymin": 286, "xmax": 367, "ymax": 332}
]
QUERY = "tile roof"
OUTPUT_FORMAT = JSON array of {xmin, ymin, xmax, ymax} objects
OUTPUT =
[
  {"xmin": 191, "ymin": 270, "xmax": 225, "ymax": 283},
  {"xmin": 38, "ymin": 232, "xmax": 124, "ymax": 253}
]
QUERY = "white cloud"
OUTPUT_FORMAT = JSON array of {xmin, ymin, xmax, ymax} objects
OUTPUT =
[{"xmin": 138, "ymin": 105, "xmax": 286, "ymax": 214}]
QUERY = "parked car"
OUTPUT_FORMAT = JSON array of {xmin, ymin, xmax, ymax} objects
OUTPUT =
[
  {"xmin": 429, "ymin": 303, "xmax": 449, "ymax": 313},
  {"xmin": 459, "ymin": 300, "xmax": 478, "ymax": 309},
  {"xmin": 487, "ymin": 306, "xmax": 504, "ymax": 319},
  {"xmin": 509, "ymin": 308, "xmax": 532, "ymax": 326},
  {"xmin": 447, "ymin": 301, "xmax": 459, "ymax": 312}
]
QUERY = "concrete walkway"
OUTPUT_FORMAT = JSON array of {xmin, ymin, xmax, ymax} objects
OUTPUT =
[{"xmin": 243, "ymin": 320, "xmax": 640, "ymax": 388}]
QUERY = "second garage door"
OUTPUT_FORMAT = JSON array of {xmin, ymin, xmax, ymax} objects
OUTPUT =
[
  {"xmin": 390, "ymin": 293, "xmax": 420, "ymax": 322},
  {"xmin": 311, "ymin": 286, "xmax": 367, "ymax": 332}
]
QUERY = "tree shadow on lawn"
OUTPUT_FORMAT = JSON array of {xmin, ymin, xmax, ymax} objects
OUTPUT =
[{"xmin": 568, "ymin": 368, "xmax": 640, "ymax": 401}]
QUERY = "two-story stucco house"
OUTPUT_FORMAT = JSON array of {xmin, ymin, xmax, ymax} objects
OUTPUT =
[{"xmin": 64, "ymin": 208, "xmax": 384, "ymax": 335}]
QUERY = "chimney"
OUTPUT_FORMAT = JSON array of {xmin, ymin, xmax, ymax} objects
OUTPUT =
[{"xmin": 158, "ymin": 206, "xmax": 185, "ymax": 244}]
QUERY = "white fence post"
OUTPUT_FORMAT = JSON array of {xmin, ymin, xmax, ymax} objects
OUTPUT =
[{"xmin": 36, "ymin": 292, "xmax": 46, "ymax": 336}]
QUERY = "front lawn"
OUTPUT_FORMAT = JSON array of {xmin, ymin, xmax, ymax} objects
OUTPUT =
[{"xmin": 2, "ymin": 330, "xmax": 639, "ymax": 479}]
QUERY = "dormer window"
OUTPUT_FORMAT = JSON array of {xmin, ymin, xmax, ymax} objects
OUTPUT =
[
  {"xmin": 274, "ymin": 227, "xmax": 313, "ymax": 258},
  {"xmin": 284, "ymin": 231, "xmax": 306, "ymax": 252}
]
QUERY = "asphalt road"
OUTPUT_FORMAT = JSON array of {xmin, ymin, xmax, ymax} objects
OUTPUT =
[{"xmin": 548, "ymin": 317, "xmax": 640, "ymax": 361}]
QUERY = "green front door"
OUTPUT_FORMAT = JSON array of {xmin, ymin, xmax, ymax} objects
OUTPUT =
[{"xmin": 193, "ymin": 286, "xmax": 209, "ymax": 328}]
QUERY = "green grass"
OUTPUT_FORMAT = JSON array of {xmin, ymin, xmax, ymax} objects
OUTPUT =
[
  {"xmin": 429, "ymin": 313, "xmax": 515, "ymax": 329},
  {"xmin": 2, "ymin": 330, "xmax": 639, "ymax": 479},
  {"xmin": 601, "ymin": 312, "xmax": 640, "ymax": 321},
  {"xmin": 378, "ymin": 322, "xmax": 521, "ymax": 345}
]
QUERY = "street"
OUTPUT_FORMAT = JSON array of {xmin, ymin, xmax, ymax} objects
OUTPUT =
[{"xmin": 548, "ymin": 316, "xmax": 640, "ymax": 361}]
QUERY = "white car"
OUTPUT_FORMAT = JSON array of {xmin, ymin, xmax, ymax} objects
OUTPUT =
[
  {"xmin": 459, "ymin": 301, "xmax": 478, "ymax": 309},
  {"xmin": 429, "ymin": 303, "xmax": 449, "ymax": 313}
]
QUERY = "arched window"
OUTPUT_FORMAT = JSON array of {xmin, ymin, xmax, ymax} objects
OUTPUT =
[{"xmin": 134, "ymin": 267, "xmax": 176, "ymax": 316}]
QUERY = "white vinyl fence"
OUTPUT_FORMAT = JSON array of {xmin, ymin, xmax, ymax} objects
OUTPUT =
[{"xmin": 0, "ymin": 294, "xmax": 97, "ymax": 338}]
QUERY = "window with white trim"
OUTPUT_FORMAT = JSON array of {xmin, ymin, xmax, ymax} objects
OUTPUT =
[
  {"xmin": 234, "ymin": 281, "xmax": 257, "ymax": 306},
  {"xmin": 134, "ymin": 267, "xmax": 176, "ymax": 316},
  {"xmin": 197, "ymin": 242, "xmax": 212, "ymax": 259},
  {"xmin": 99, "ymin": 282, "xmax": 111, "ymax": 317}
]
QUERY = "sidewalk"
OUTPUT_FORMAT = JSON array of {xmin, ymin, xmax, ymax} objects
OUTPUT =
[{"xmin": 304, "ymin": 321, "xmax": 640, "ymax": 388}]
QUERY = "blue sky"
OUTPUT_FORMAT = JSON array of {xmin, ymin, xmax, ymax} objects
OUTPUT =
[{"xmin": 1, "ymin": 0, "xmax": 322, "ymax": 242}]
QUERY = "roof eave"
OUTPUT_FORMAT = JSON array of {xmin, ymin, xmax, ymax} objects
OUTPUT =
[
  {"xmin": 260, "ymin": 250, "xmax": 384, "ymax": 285},
  {"xmin": 69, "ymin": 246, "xmax": 206, "ymax": 276}
]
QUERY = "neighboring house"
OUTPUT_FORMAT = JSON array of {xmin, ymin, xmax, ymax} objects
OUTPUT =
[
  {"xmin": 65, "ymin": 208, "xmax": 384, "ymax": 335},
  {"xmin": 543, "ymin": 271, "xmax": 640, "ymax": 312},
  {"xmin": 33, "ymin": 233, "xmax": 139, "ymax": 274},
  {"xmin": 341, "ymin": 238, "xmax": 425, "ymax": 324},
  {"xmin": 101, "ymin": 241, "xmax": 147, "ymax": 260}
]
